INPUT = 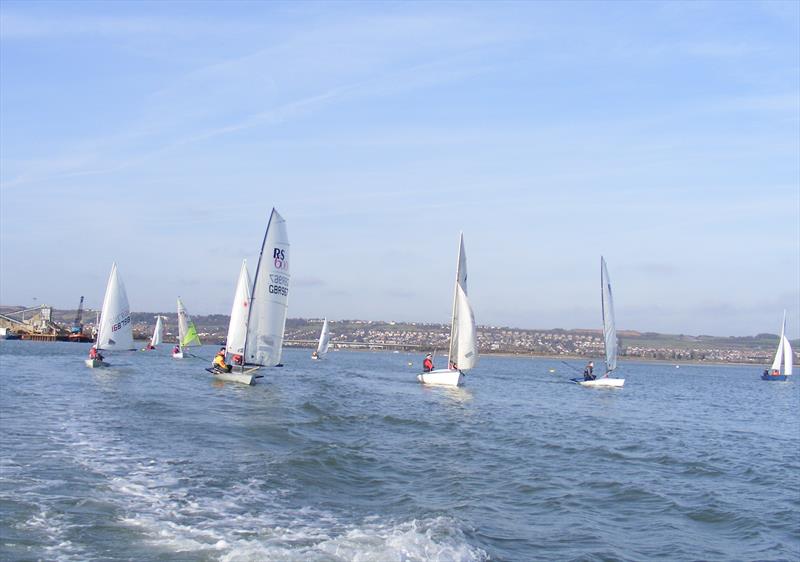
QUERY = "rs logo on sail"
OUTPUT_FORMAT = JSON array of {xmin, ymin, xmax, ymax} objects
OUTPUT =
[{"xmin": 273, "ymin": 247, "xmax": 288, "ymax": 270}]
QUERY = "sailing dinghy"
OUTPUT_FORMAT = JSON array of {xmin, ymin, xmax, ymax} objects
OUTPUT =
[
  {"xmin": 311, "ymin": 318, "xmax": 330, "ymax": 360},
  {"xmin": 144, "ymin": 315, "xmax": 164, "ymax": 350},
  {"xmin": 173, "ymin": 298, "xmax": 202, "ymax": 358},
  {"xmin": 762, "ymin": 311, "xmax": 793, "ymax": 381},
  {"xmin": 211, "ymin": 209, "xmax": 290, "ymax": 385},
  {"xmin": 573, "ymin": 257, "xmax": 624, "ymax": 388},
  {"xmin": 418, "ymin": 233, "xmax": 478, "ymax": 387},
  {"xmin": 85, "ymin": 263, "xmax": 135, "ymax": 368}
]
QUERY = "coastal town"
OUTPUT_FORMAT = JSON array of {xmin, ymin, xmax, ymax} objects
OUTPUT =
[{"xmin": 0, "ymin": 305, "xmax": 791, "ymax": 365}]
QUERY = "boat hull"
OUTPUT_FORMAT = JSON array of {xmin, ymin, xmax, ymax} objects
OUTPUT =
[
  {"xmin": 207, "ymin": 367, "xmax": 259, "ymax": 385},
  {"xmin": 574, "ymin": 377, "xmax": 624, "ymax": 388},
  {"xmin": 417, "ymin": 369, "xmax": 464, "ymax": 386},
  {"xmin": 84, "ymin": 359, "xmax": 109, "ymax": 368},
  {"xmin": 172, "ymin": 352, "xmax": 183, "ymax": 359},
  {"xmin": 761, "ymin": 373, "xmax": 788, "ymax": 381}
]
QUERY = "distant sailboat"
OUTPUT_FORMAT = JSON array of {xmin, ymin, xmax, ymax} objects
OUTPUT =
[
  {"xmin": 574, "ymin": 257, "xmax": 624, "ymax": 388},
  {"xmin": 311, "ymin": 318, "xmax": 330, "ymax": 360},
  {"xmin": 173, "ymin": 298, "xmax": 202, "ymax": 359},
  {"xmin": 85, "ymin": 263, "xmax": 135, "ymax": 368},
  {"xmin": 145, "ymin": 315, "xmax": 164, "ymax": 350},
  {"xmin": 762, "ymin": 311, "xmax": 793, "ymax": 381},
  {"xmin": 211, "ymin": 209, "xmax": 290, "ymax": 385},
  {"xmin": 418, "ymin": 233, "xmax": 478, "ymax": 386}
]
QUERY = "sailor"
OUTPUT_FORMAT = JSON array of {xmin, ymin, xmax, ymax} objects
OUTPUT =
[
  {"xmin": 232, "ymin": 354, "xmax": 243, "ymax": 366},
  {"xmin": 89, "ymin": 346, "xmax": 103, "ymax": 362},
  {"xmin": 422, "ymin": 353, "xmax": 434, "ymax": 372},
  {"xmin": 583, "ymin": 361, "xmax": 596, "ymax": 381},
  {"xmin": 212, "ymin": 347, "xmax": 232, "ymax": 373},
  {"xmin": 173, "ymin": 344, "xmax": 180, "ymax": 355}
]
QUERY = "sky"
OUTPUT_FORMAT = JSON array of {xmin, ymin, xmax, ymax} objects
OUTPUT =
[{"xmin": 1, "ymin": 0, "xmax": 798, "ymax": 337}]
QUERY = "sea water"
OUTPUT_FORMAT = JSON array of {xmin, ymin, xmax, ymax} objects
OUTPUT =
[{"xmin": 1, "ymin": 341, "xmax": 798, "ymax": 561}]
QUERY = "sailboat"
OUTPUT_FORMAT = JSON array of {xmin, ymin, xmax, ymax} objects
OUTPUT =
[
  {"xmin": 211, "ymin": 209, "xmax": 290, "ymax": 385},
  {"xmin": 144, "ymin": 315, "xmax": 164, "ymax": 350},
  {"xmin": 173, "ymin": 298, "xmax": 202, "ymax": 359},
  {"xmin": 85, "ymin": 263, "xmax": 135, "ymax": 368},
  {"xmin": 762, "ymin": 311, "xmax": 793, "ymax": 381},
  {"xmin": 311, "ymin": 318, "xmax": 330, "ymax": 360},
  {"xmin": 418, "ymin": 233, "xmax": 478, "ymax": 386},
  {"xmin": 574, "ymin": 257, "xmax": 624, "ymax": 387}
]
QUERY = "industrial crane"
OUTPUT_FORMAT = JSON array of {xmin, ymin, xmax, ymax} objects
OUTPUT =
[{"xmin": 71, "ymin": 296, "xmax": 84, "ymax": 334}]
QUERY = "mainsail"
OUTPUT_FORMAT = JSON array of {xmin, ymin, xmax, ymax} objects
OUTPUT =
[
  {"xmin": 226, "ymin": 260, "xmax": 251, "ymax": 356},
  {"xmin": 150, "ymin": 316, "xmax": 164, "ymax": 347},
  {"xmin": 96, "ymin": 263, "xmax": 134, "ymax": 351},
  {"xmin": 770, "ymin": 311, "xmax": 786, "ymax": 373},
  {"xmin": 448, "ymin": 233, "xmax": 478, "ymax": 371},
  {"xmin": 601, "ymin": 257, "xmax": 618, "ymax": 374},
  {"xmin": 783, "ymin": 337, "xmax": 793, "ymax": 376},
  {"xmin": 176, "ymin": 298, "xmax": 202, "ymax": 349},
  {"xmin": 316, "ymin": 318, "xmax": 331, "ymax": 358},
  {"xmin": 244, "ymin": 208, "xmax": 290, "ymax": 367}
]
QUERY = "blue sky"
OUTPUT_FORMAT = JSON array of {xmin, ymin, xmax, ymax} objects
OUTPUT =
[{"xmin": 1, "ymin": 1, "xmax": 798, "ymax": 337}]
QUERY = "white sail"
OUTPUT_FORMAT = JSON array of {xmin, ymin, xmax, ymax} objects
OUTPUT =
[
  {"xmin": 783, "ymin": 336, "xmax": 794, "ymax": 376},
  {"xmin": 176, "ymin": 298, "xmax": 202, "ymax": 349},
  {"xmin": 226, "ymin": 260, "xmax": 251, "ymax": 356},
  {"xmin": 96, "ymin": 263, "xmax": 134, "ymax": 351},
  {"xmin": 316, "ymin": 318, "xmax": 331, "ymax": 357},
  {"xmin": 770, "ymin": 311, "xmax": 787, "ymax": 373},
  {"xmin": 601, "ymin": 257, "xmax": 617, "ymax": 374},
  {"xmin": 448, "ymin": 233, "xmax": 477, "ymax": 371},
  {"xmin": 782, "ymin": 336, "xmax": 793, "ymax": 376},
  {"xmin": 244, "ymin": 208, "xmax": 290, "ymax": 366},
  {"xmin": 453, "ymin": 283, "xmax": 478, "ymax": 370},
  {"xmin": 150, "ymin": 316, "xmax": 164, "ymax": 347}
]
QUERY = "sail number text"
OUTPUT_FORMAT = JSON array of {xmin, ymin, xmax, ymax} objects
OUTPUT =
[{"xmin": 269, "ymin": 274, "xmax": 289, "ymax": 296}]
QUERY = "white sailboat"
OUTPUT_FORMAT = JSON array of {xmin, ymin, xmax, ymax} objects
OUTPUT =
[
  {"xmin": 762, "ymin": 311, "xmax": 793, "ymax": 381},
  {"xmin": 213, "ymin": 260, "xmax": 254, "ymax": 383},
  {"xmin": 173, "ymin": 298, "xmax": 202, "ymax": 359},
  {"xmin": 576, "ymin": 257, "xmax": 624, "ymax": 388},
  {"xmin": 145, "ymin": 315, "xmax": 164, "ymax": 350},
  {"xmin": 418, "ymin": 233, "xmax": 478, "ymax": 387},
  {"xmin": 311, "ymin": 318, "xmax": 330, "ymax": 360},
  {"xmin": 212, "ymin": 209, "xmax": 290, "ymax": 385},
  {"xmin": 85, "ymin": 263, "xmax": 135, "ymax": 368}
]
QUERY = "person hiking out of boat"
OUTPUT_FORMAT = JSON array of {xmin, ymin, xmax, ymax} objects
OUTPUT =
[
  {"xmin": 213, "ymin": 348, "xmax": 232, "ymax": 373},
  {"xmin": 89, "ymin": 346, "xmax": 103, "ymax": 361},
  {"xmin": 423, "ymin": 353, "xmax": 434, "ymax": 372},
  {"xmin": 763, "ymin": 369, "xmax": 770, "ymax": 378},
  {"xmin": 583, "ymin": 361, "xmax": 596, "ymax": 381}
]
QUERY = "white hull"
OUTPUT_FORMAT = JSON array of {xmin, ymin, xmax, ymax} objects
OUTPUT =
[
  {"xmin": 85, "ymin": 359, "xmax": 109, "ymax": 368},
  {"xmin": 578, "ymin": 377, "xmax": 624, "ymax": 388},
  {"xmin": 212, "ymin": 368, "xmax": 259, "ymax": 386},
  {"xmin": 417, "ymin": 369, "xmax": 464, "ymax": 386},
  {"xmin": 172, "ymin": 352, "xmax": 183, "ymax": 359}
]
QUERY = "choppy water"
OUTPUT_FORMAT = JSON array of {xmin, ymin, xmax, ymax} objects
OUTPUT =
[{"xmin": 1, "ymin": 341, "xmax": 798, "ymax": 561}]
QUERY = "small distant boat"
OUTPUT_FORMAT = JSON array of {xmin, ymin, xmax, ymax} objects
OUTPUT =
[
  {"xmin": 85, "ymin": 263, "xmax": 135, "ymax": 368},
  {"xmin": 212, "ymin": 209, "xmax": 290, "ymax": 385},
  {"xmin": 311, "ymin": 318, "xmax": 330, "ymax": 360},
  {"xmin": 144, "ymin": 315, "xmax": 164, "ymax": 350},
  {"xmin": 173, "ymin": 298, "xmax": 202, "ymax": 358},
  {"xmin": 762, "ymin": 311, "xmax": 793, "ymax": 381},
  {"xmin": 418, "ymin": 233, "xmax": 478, "ymax": 387},
  {"xmin": 572, "ymin": 257, "xmax": 624, "ymax": 388}
]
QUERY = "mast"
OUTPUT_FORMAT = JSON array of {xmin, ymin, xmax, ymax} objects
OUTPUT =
[
  {"xmin": 242, "ymin": 208, "xmax": 277, "ymax": 366},
  {"xmin": 447, "ymin": 233, "xmax": 464, "ymax": 367}
]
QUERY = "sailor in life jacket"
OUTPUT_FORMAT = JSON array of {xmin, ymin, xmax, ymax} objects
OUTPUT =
[
  {"xmin": 422, "ymin": 353, "xmax": 434, "ymax": 372},
  {"xmin": 212, "ymin": 348, "xmax": 232, "ymax": 372}
]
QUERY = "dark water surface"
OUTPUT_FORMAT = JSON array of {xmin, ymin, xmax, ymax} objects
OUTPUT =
[{"xmin": 1, "ymin": 341, "xmax": 798, "ymax": 561}]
